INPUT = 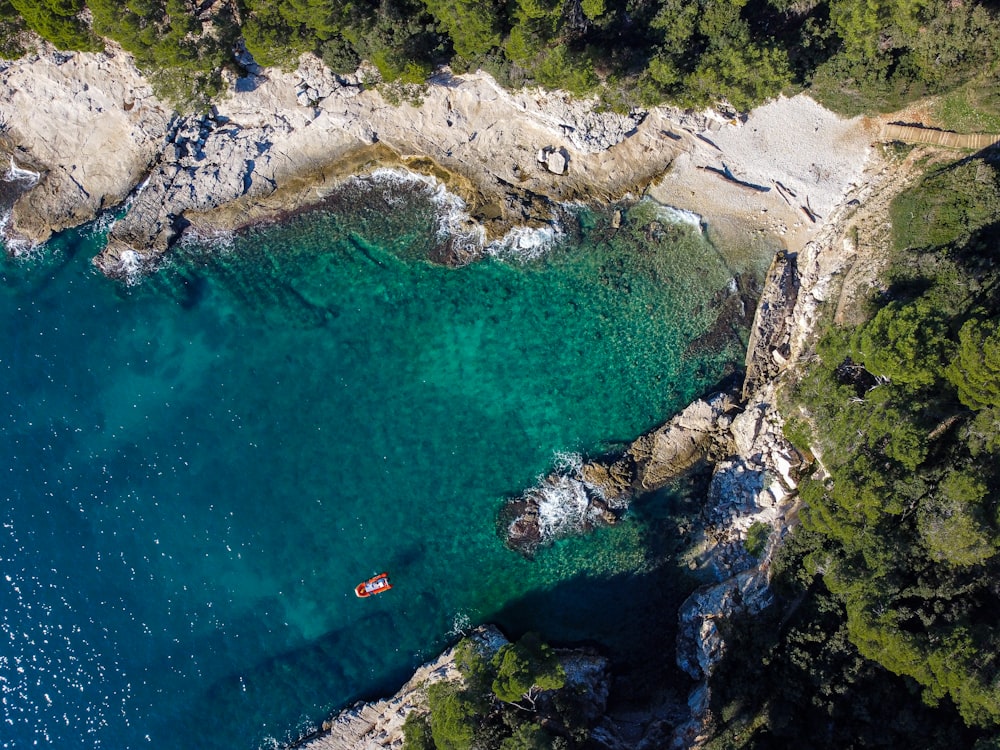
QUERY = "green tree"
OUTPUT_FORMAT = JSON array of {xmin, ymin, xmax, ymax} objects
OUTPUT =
[
  {"xmin": 682, "ymin": 42, "xmax": 791, "ymax": 111},
  {"xmin": 890, "ymin": 161, "xmax": 1000, "ymax": 253},
  {"xmin": 500, "ymin": 722, "xmax": 556, "ymax": 750},
  {"xmin": 422, "ymin": 0, "xmax": 501, "ymax": 58},
  {"xmin": 427, "ymin": 682, "xmax": 481, "ymax": 750},
  {"xmin": 532, "ymin": 44, "xmax": 598, "ymax": 95},
  {"xmin": 0, "ymin": 0, "xmax": 27, "ymax": 58},
  {"xmin": 491, "ymin": 633, "xmax": 566, "ymax": 706},
  {"xmin": 853, "ymin": 298, "xmax": 954, "ymax": 388},
  {"xmin": 580, "ymin": 0, "xmax": 604, "ymax": 21},
  {"xmin": 948, "ymin": 318, "xmax": 1000, "ymax": 410},
  {"xmin": 918, "ymin": 470, "xmax": 996, "ymax": 566},
  {"xmin": 8, "ymin": 0, "xmax": 99, "ymax": 50},
  {"xmin": 402, "ymin": 710, "xmax": 435, "ymax": 750},
  {"xmin": 745, "ymin": 521, "xmax": 771, "ymax": 558}
]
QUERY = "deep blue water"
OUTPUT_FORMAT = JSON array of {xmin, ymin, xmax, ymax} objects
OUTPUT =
[{"xmin": 0, "ymin": 180, "xmax": 765, "ymax": 749}]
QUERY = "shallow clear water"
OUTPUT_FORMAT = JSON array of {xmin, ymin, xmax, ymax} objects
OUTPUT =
[{"xmin": 0, "ymin": 182, "xmax": 765, "ymax": 749}]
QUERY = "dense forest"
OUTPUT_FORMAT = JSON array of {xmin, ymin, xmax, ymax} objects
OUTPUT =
[
  {"xmin": 2, "ymin": 0, "xmax": 1000, "ymax": 113},
  {"xmin": 701, "ymin": 151, "xmax": 1000, "ymax": 748}
]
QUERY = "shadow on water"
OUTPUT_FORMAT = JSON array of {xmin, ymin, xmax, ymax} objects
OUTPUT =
[
  {"xmin": 489, "ymin": 467, "xmax": 714, "ymax": 701},
  {"xmin": 183, "ymin": 467, "xmax": 715, "ymax": 748},
  {"xmin": 175, "ymin": 271, "xmax": 210, "ymax": 310},
  {"xmin": 486, "ymin": 565, "xmax": 699, "ymax": 710},
  {"xmin": 192, "ymin": 606, "xmax": 425, "ymax": 749}
]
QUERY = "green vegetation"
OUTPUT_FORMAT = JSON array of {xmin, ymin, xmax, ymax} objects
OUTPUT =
[
  {"xmin": 934, "ymin": 77, "xmax": 1000, "ymax": 134},
  {"xmin": 744, "ymin": 521, "xmax": 771, "ymax": 558},
  {"xmin": 0, "ymin": 0, "xmax": 28, "ymax": 57},
  {"xmin": 404, "ymin": 633, "xmax": 582, "ymax": 750},
  {"xmin": 704, "ymin": 154, "xmax": 1000, "ymax": 745},
  {"xmin": 4, "ymin": 0, "xmax": 1000, "ymax": 115},
  {"xmin": 8, "ymin": 0, "xmax": 99, "ymax": 51},
  {"xmin": 490, "ymin": 633, "xmax": 565, "ymax": 705},
  {"xmin": 702, "ymin": 530, "xmax": 990, "ymax": 748}
]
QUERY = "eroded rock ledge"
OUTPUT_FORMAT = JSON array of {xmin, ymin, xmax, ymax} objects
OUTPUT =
[
  {"xmin": 496, "ymin": 155, "xmax": 906, "ymax": 746},
  {"xmin": 2, "ymin": 47, "xmax": 872, "ymax": 280}
]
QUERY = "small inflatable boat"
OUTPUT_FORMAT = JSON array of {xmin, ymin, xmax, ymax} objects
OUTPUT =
[{"xmin": 355, "ymin": 572, "xmax": 392, "ymax": 598}]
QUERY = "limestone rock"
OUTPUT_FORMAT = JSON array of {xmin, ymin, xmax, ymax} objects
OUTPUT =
[
  {"xmin": 537, "ymin": 145, "xmax": 569, "ymax": 174},
  {"xmin": 676, "ymin": 569, "xmax": 772, "ymax": 681},
  {"xmin": 1, "ymin": 49, "xmax": 170, "ymax": 245},
  {"xmin": 295, "ymin": 625, "xmax": 611, "ymax": 750},
  {"xmin": 630, "ymin": 392, "xmax": 738, "ymax": 491},
  {"xmin": 742, "ymin": 249, "xmax": 800, "ymax": 399}
]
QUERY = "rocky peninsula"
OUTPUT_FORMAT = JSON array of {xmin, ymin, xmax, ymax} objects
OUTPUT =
[{"xmin": 2, "ymin": 42, "xmax": 900, "ymax": 750}]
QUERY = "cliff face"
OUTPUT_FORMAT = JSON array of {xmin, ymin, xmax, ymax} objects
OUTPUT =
[{"xmin": 0, "ymin": 50, "xmax": 170, "ymax": 244}]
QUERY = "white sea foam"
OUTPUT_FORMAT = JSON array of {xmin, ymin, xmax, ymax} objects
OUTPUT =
[
  {"xmin": 4, "ymin": 156, "xmax": 40, "ymax": 186},
  {"xmin": 114, "ymin": 249, "xmax": 150, "ymax": 286},
  {"xmin": 519, "ymin": 451, "xmax": 613, "ymax": 544},
  {"xmin": 361, "ymin": 167, "xmax": 486, "ymax": 255},
  {"xmin": 532, "ymin": 473, "xmax": 597, "ymax": 539},
  {"xmin": 486, "ymin": 222, "xmax": 563, "ymax": 262},
  {"xmin": 655, "ymin": 203, "xmax": 704, "ymax": 233},
  {"xmin": 0, "ymin": 210, "xmax": 37, "ymax": 257},
  {"xmin": 448, "ymin": 611, "xmax": 473, "ymax": 638},
  {"xmin": 177, "ymin": 225, "xmax": 237, "ymax": 255}
]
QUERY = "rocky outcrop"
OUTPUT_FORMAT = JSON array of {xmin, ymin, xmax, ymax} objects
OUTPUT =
[
  {"xmin": 742, "ymin": 249, "xmax": 800, "ymax": 399},
  {"xmin": 0, "ymin": 49, "xmax": 170, "ymax": 244},
  {"xmin": 293, "ymin": 626, "xmax": 502, "ymax": 750},
  {"xmin": 1, "ymin": 49, "xmax": 691, "ymax": 274},
  {"xmin": 665, "ymin": 154, "xmax": 916, "ymax": 747},
  {"xmin": 2, "ymin": 47, "xmax": 873, "ymax": 280},
  {"xmin": 292, "ymin": 624, "xmax": 611, "ymax": 750},
  {"xmin": 502, "ymin": 393, "xmax": 742, "ymax": 555}
]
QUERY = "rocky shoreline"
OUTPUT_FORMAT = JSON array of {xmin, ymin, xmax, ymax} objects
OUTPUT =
[
  {"xmin": 289, "ymin": 145, "xmax": 918, "ymax": 749},
  {"xmin": 1, "ymin": 43, "xmax": 888, "ymax": 750},
  {"xmin": 3, "ymin": 46, "xmax": 871, "ymax": 279}
]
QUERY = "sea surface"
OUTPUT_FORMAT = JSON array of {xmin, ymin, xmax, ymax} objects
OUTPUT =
[{"xmin": 0, "ymin": 175, "xmax": 770, "ymax": 749}]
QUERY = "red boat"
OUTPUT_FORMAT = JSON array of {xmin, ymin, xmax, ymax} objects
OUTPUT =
[{"xmin": 355, "ymin": 572, "xmax": 392, "ymax": 598}]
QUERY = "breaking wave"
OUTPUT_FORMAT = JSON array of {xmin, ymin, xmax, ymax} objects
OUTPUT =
[
  {"xmin": 503, "ymin": 450, "xmax": 630, "ymax": 553},
  {"xmin": 0, "ymin": 210, "xmax": 36, "ymax": 257},
  {"xmin": 177, "ymin": 225, "xmax": 237, "ymax": 255},
  {"xmin": 448, "ymin": 611, "xmax": 473, "ymax": 638},
  {"xmin": 486, "ymin": 222, "xmax": 563, "ymax": 262},
  {"xmin": 533, "ymin": 470, "xmax": 602, "ymax": 540},
  {"xmin": 361, "ymin": 168, "xmax": 485, "ymax": 257},
  {"xmin": 655, "ymin": 204, "xmax": 704, "ymax": 233}
]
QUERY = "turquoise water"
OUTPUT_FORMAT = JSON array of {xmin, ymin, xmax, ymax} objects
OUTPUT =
[{"xmin": 0, "ymin": 182, "xmax": 763, "ymax": 749}]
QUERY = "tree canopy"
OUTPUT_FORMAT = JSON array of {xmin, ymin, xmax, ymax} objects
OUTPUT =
[
  {"xmin": 4, "ymin": 0, "xmax": 1000, "ymax": 114},
  {"xmin": 770, "ymin": 155, "xmax": 1000, "ymax": 738}
]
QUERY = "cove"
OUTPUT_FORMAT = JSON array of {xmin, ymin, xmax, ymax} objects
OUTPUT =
[{"xmin": 0, "ymin": 181, "xmax": 767, "ymax": 750}]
